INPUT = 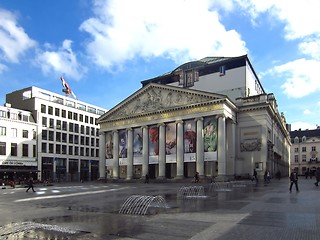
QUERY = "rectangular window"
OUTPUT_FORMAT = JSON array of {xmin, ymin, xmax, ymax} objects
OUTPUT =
[
  {"xmin": 49, "ymin": 118, "xmax": 54, "ymax": 128},
  {"xmin": 302, "ymin": 154, "xmax": 306, "ymax": 162},
  {"xmin": 42, "ymin": 130, "xmax": 48, "ymax": 140},
  {"xmin": 33, "ymin": 145, "xmax": 36, "ymax": 157},
  {"xmin": 73, "ymin": 113, "xmax": 78, "ymax": 121},
  {"xmin": 81, "ymin": 125, "xmax": 85, "ymax": 134},
  {"xmin": 62, "ymin": 133, "xmax": 67, "ymax": 142},
  {"xmin": 68, "ymin": 111, "xmax": 73, "ymax": 119},
  {"xmin": 62, "ymin": 121, "xmax": 67, "ymax": 131},
  {"xmin": 22, "ymin": 144, "xmax": 28, "ymax": 157},
  {"xmin": 219, "ymin": 65, "xmax": 226, "ymax": 76},
  {"xmin": 41, "ymin": 104, "xmax": 46, "ymax": 113},
  {"xmin": 79, "ymin": 114, "xmax": 83, "ymax": 122},
  {"xmin": 294, "ymin": 155, "xmax": 298, "ymax": 162},
  {"xmin": 69, "ymin": 134, "xmax": 74, "ymax": 143},
  {"xmin": 302, "ymin": 147, "xmax": 306, "ymax": 152},
  {"xmin": 62, "ymin": 110, "xmax": 66, "ymax": 118},
  {"xmin": 90, "ymin": 117, "xmax": 94, "ymax": 124},
  {"xmin": 0, "ymin": 142, "xmax": 6, "ymax": 155},
  {"xmin": 69, "ymin": 122, "xmax": 74, "ymax": 132},
  {"xmin": 41, "ymin": 142, "xmax": 47, "ymax": 153},
  {"xmin": 42, "ymin": 117, "xmax": 47, "ymax": 127},
  {"xmin": 48, "ymin": 106, "xmax": 53, "ymax": 115},
  {"xmin": 294, "ymin": 147, "xmax": 298, "ymax": 153},
  {"xmin": 62, "ymin": 145, "xmax": 67, "ymax": 154},
  {"xmin": 56, "ymin": 144, "xmax": 61, "ymax": 154},
  {"xmin": 0, "ymin": 126, "xmax": 6, "ymax": 136},
  {"xmin": 49, "ymin": 143, "xmax": 54, "ymax": 153},
  {"xmin": 11, "ymin": 143, "xmax": 17, "ymax": 156},
  {"xmin": 0, "ymin": 110, "xmax": 6, "ymax": 118},
  {"xmin": 11, "ymin": 128, "xmax": 17, "ymax": 137},
  {"xmin": 85, "ymin": 116, "xmax": 88, "ymax": 123},
  {"xmin": 56, "ymin": 132, "xmax": 61, "ymax": 142},
  {"xmin": 69, "ymin": 146, "xmax": 73, "ymax": 155},
  {"xmin": 22, "ymin": 130, "xmax": 28, "ymax": 138},
  {"xmin": 49, "ymin": 131, "xmax": 54, "ymax": 141},
  {"xmin": 56, "ymin": 120, "xmax": 61, "ymax": 130},
  {"xmin": 55, "ymin": 108, "xmax": 60, "ymax": 116},
  {"xmin": 312, "ymin": 146, "xmax": 316, "ymax": 151},
  {"xmin": 75, "ymin": 124, "xmax": 79, "ymax": 133},
  {"xmin": 75, "ymin": 146, "xmax": 79, "ymax": 155}
]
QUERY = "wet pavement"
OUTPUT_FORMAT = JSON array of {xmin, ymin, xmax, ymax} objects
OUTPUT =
[{"xmin": 0, "ymin": 178, "xmax": 320, "ymax": 239}]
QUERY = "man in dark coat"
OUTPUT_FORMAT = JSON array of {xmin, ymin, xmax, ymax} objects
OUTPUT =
[
  {"xmin": 289, "ymin": 169, "xmax": 299, "ymax": 193},
  {"xmin": 26, "ymin": 177, "xmax": 36, "ymax": 192}
]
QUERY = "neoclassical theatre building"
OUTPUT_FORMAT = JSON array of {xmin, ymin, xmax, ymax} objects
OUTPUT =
[{"xmin": 98, "ymin": 55, "xmax": 291, "ymax": 181}]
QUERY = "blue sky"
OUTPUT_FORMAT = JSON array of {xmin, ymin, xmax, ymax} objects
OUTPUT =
[{"xmin": 1, "ymin": 0, "xmax": 320, "ymax": 131}]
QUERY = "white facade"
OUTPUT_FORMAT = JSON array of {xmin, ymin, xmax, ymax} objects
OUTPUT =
[
  {"xmin": 5, "ymin": 86, "xmax": 107, "ymax": 182},
  {"xmin": 0, "ymin": 104, "xmax": 38, "ymax": 181},
  {"xmin": 98, "ymin": 55, "xmax": 290, "ymax": 181}
]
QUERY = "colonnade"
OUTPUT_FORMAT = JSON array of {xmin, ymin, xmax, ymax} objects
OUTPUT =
[{"xmin": 99, "ymin": 115, "xmax": 235, "ymax": 180}]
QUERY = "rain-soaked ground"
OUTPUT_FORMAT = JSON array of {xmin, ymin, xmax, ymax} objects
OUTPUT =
[{"xmin": 0, "ymin": 180, "xmax": 263, "ymax": 239}]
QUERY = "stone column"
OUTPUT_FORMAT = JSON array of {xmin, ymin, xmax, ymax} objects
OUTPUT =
[
  {"xmin": 217, "ymin": 115, "xmax": 227, "ymax": 180},
  {"xmin": 158, "ymin": 123, "xmax": 166, "ymax": 179},
  {"xmin": 78, "ymin": 159, "xmax": 81, "ymax": 182},
  {"xmin": 176, "ymin": 120, "xmax": 184, "ymax": 179},
  {"xmin": 196, "ymin": 117, "xmax": 204, "ymax": 177},
  {"xmin": 99, "ymin": 132, "xmax": 106, "ymax": 180},
  {"xmin": 53, "ymin": 157, "xmax": 57, "ymax": 181},
  {"xmin": 127, "ymin": 128, "xmax": 133, "ymax": 180},
  {"xmin": 226, "ymin": 119, "xmax": 236, "ymax": 178},
  {"xmin": 142, "ymin": 126, "xmax": 149, "ymax": 178},
  {"xmin": 113, "ymin": 130, "xmax": 119, "ymax": 179}
]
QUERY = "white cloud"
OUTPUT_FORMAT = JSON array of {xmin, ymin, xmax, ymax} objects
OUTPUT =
[
  {"xmin": 299, "ymin": 37, "xmax": 320, "ymax": 60},
  {"xmin": 80, "ymin": 0, "xmax": 248, "ymax": 71},
  {"xmin": 290, "ymin": 121, "xmax": 317, "ymax": 131},
  {"xmin": 269, "ymin": 58, "xmax": 320, "ymax": 98},
  {"xmin": 35, "ymin": 40, "xmax": 87, "ymax": 80},
  {"xmin": 0, "ymin": 63, "xmax": 8, "ymax": 73},
  {"xmin": 303, "ymin": 109, "xmax": 311, "ymax": 115},
  {"xmin": 0, "ymin": 8, "xmax": 36, "ymax": 63}
]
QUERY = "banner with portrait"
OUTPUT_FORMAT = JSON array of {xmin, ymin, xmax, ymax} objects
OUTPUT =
[
  {"xmin": 118, "ymin": 129, "xmax": 127, "ymax": 158},
  {"xmin": 105, "ymin": 131, "xmax": 113, "ymax": 159},
  {"xmin": 149, "ymin": 125, "xmax": 159, "ymax": 156},
  {"xmin": 203, "ymin": 116, "xmax": 218, "ymax": 161}
]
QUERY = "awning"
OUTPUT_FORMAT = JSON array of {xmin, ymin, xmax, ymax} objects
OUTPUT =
[{"xmin": 0, "ymin": 169, "xmax": 40, "ymax": 173}]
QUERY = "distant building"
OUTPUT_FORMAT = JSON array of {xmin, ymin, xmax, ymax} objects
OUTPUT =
[
  {"xmin": 3, "ymin": 86, "xmax": 106, "ymax": 182},
  {"xmin": 0, "ymin": 103, "xmax": 38, "ymax": 181},
  {"xmin": 98, "ymin": 55, "xmax": 291, "ymax": 181},
  {"xmin": 289, "ymin": 127, "xmax": 320, "ymax": 176}
]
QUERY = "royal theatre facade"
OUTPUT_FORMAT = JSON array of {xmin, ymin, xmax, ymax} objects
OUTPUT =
[{"xmin": 98, "ymin": 83, "xmax": 239, "ymax": 181}]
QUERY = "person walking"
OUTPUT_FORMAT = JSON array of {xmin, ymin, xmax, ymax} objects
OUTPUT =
[
  {"xmin": 314, "ymin": 167, "xmax": 320, "ymax": 186},
  {"xmin": 289, "ymin": 169, "xmax": 299, "ymax": 193},
  {"xmin": 26, "ymin": 177, "xmax": 36, "ymax": 192},
  {"xmin": 252, "ymin": 169, "xmax": 258, "ymax": 183}
]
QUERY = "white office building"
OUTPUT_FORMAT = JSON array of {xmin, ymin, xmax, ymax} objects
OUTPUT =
[{"xmin": 5, "ymin": 86, "xmax": 106, "ymax": 182}]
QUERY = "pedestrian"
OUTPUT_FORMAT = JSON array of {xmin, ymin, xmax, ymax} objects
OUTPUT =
[
  {"xmin": 314, "ymin": 167, "xmax": 320, "ymax": 186},
  {"xmin": 289, "ymin": 169, "xmax": 299, "ymax": 193},
  {"xmin": 264, "ymin": 170, "xmax": 270, "ymax": 183},
  {"xmin": 252, "ymin": 169, "xmax": 258, "ymax": 183},
  {"xmin": 145, "ymin": 174, "xmax": 149, "ymax": 184},
  {"xmin": 26, "ymin": 177, "xmax": 36, "ymax": 192},
  {"xmin": 194, "ymin": 172, "xmax": 200, "ymax": 183}
]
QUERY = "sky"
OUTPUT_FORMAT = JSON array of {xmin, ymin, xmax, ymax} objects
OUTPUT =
[{"xmin": 1, "ymin": 0, "xmax": 320, "ymax": 131}]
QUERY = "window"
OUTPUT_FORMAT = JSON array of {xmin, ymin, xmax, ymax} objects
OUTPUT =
[
  {"xmin": 22, "ymin": 130, "xmax": 28, "ymax": 138},
  {"xmin": 86, "ymin": 137, "xmax": 90, "ymax": 145},
  {"xmin": 48, "ymin": 106, "xmax": 53, "ymax": 115},
  {"xmin": 32, "ymin": 130, "xmax": 36, "ymax": 140},
  {"xmin": 85, "ymin": 115, "xmax": 88, "ymax": 123},
  {"xmin": 88, "ymin": 107, "xmax": 96, "ymax": 114},
  {"xmin": 302, "ymin": 154, "xmax": 306, "ymax": 162},
  {"xmin": 42, "ymin": 117, "xmax": 47, "ymax": 127},
  {"xmin": 56, "ymin": 120, "xmax": 61, "ymax": 129},
  {"xmin": 41, "ymin": 142, "xmax": 47, "ymax": 153},
  {"xmin": 74, "ymin": 146, "xmax": 79, "ymax": 155},
  {"xmin": 62, "ymin": 133, "xmax": 67, "ymax": 142},
  {"xmin": 69, "ymin": 134, "xmax": 73, "ymax": 143},
  {"xmin": 22, "ymin": 144, "xmax": 28, "ymax": 157},
  {"xmin": 0, "ymin": 142, "xmax": 6, "ymax": 155},
  {"xmin": 69, "ymin": 122, "xmax": 74, "ymax": 132},
  {"xmin": 62, "ymin": 145, "xmax": 67, "ymax": 154},
  {"xmin": 62, "ymin": 121, "xmax": 67, "ymax": 131},
  {"xmin": 56, "ymin": 144, "xmax": 61, "ymax": 154},
  {"xmin": 75, "ymin": 124, "xmax": 79, "ymax": 133},
  {"xmin": 312, "ymin": 146, "xmax": 316, "ymax": 151},
  {"xmin": 90, "ymin": 117, "xmax": 94, "ymax": 124},
  {"xmin": 294, "ymin": 147, "xmax": 299, "ymax": 153},
  {"xmin": 33, "ymin": 145, "xmax": 36, "ymax": 157},
  {"xmin": 56, "ymin": 132, "xmax": 61, "ymax": 142},
  {"xmin": 80, "ymin": 147, "xmax": 84, "ymax": 156},
  {"xmin": 86, "ymin": 126, "xmax": 90, "ymax": 135},
  {"xmin": 41, "ymin": 104, "xmax": 46, "ymax": 113},
  {"xmin": 96, "ymin": 139, "xmax": 99, "ymax": 147},
  {"xmin": 79, "ymin": 114, "xmax": 83, "ymax": 122},
  {"xmin": 11, "ymin": 143, "xmax": 17, "ymax": 156},
  {"xmin": 74, "ymin": 135, "xmax": 79, "ymax": 144},
  {"xmin": 294, "ymin": 136, "xmax": 299, "ymax": 143},
  {"xmin": 62, "ymin": 110, "xmax": 66, "ymax": 118},
  {"xmin": 23, "ymin": 115, "xmax": 29, "ymax": 122},
  {"xmin": 91, "ymin": 138, "xmax": 95, "ymax": 146},
  {"xmin": 302, "ymin": 147, "xmax": 306, "ymax": 152},
  {"xmin": 73, "ymin": 113, "xmax": 78, "ymax": 121},
  {"xmin": 11, "ymin": 128, "xmax": 17, "ymax": 137},
  {"xmin": 78, "ymin": 104, "xmax": 86, "ymax": 111},
  {"xmin": 42, "ymin": 130, "xmax": 48, "ymax": 140},
  {"xmin": 49, "ymin": 131, "xmax": 54, "ymax": 141},
  {"xmin": 91, "ymin": 148, "xmax": 94, "ymax": 157},
  {"xmin": 55, "ymin": 108, "xmax": 60, "ymax": 116},
  {"xmin": 0, "ymin": 110, "xmax": 6, "ymax": 118},
  {"xmin": 49, "ymin": 118, "xmax": 54, "ymax": 128},
  {"xmin": 96, "ymin": 149, "xmax": 99, "ymax": 157},
  {"xmin": 81, "ymin": 125, "xmax": 85, "ymax": 134},
  {"xmin": 69, "ymin": 146, "xmax": 73, "ymax": 155},
  {"xmin": 294, "ymin": 155, "xmax": 298, "ymax": 162},
  {"xmin": 86, "ymin": 147, "xmax": 89, "ymax": 156},
  {"xmin": 0, "ymin": 126, "xmax": 6, "ymax": 136},
  {"xmin": 91, "ymin": 127, "xmax": 95, "ymax": 136},
  {"xmin": 49, "ymin": 143, "xmax": 54, "ymax": 153},
  {"xmin": 302, "ymin": 136, "xmax": 307, "ymax": 142},
  {"xmin": 68, "ymin": 111, "xmax": 73, "ymax": 119},
  {"xmin": 219, "ymin": 65, "xmax": 226, "ymax": 76},
  {"xmin": 81, "ymin": 136, "xmax": 85, "ymax": 145}
]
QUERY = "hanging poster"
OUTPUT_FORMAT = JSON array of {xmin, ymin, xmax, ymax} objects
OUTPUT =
[
  {"xmin": 105, "ymin": 132, "xmax": 113, "ymax": 159},
  {"xmin": 166, "ymin": 122, "xmax": 177, "ymax": 155},
  {"xmin": 203, "ymin": 117, "xmax": 217, "ymax": 152},
  {"xmin": 184, "ymin": 120, "xmax": 196, "ymax": 153},
  {"xmin": 118, "ymin": 129, "xmax": 127, "ymax": 158},
  {"xmin": 149, "ymin": 125, "xmax": 159, "ymax": 156},
  {"xmin": 133, "ymin": 128, "xmax": 143, "ymax": 157}
]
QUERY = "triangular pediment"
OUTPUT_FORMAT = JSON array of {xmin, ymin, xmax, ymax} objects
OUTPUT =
[{"xmin": 98, "ymin": 83, "xmax": 226, "ymax": 122}]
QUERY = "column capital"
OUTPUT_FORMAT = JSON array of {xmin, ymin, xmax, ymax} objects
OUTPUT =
[
  {"xmin": 175, "ymin": 120, "xmax": 184, "ymax": 124},
  {"xmin": 217, "ymin": 114, "xmax": 226, "ymax": 119},
  {"xmin": 195, "ymin": 117, "xmax": 203, "ymax": 122},
  {"xmin": 157, "ymin": 123, "xmax": 165, "ymax": 127},
  {"xmin": 99, "ymin": 131, "xmax": 105, "ymax": 136},
  {"xmin": 126, "ymin": 127, "xmax": 133, "ymax": 131},
  {"xmin": 141, "ymin": 125, "xmax": 149, "ymax": 130},
  {"xmin": 112, "ymin": 129, "xmax": 118, "ymax": 134}
]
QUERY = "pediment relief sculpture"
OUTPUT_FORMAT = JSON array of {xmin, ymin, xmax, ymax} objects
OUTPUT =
[{"xmin": 106, "ymin": 84, "xmax": 223, "ymax": 121}]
